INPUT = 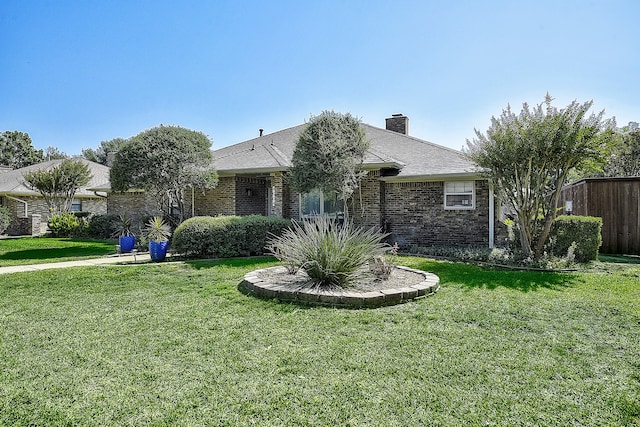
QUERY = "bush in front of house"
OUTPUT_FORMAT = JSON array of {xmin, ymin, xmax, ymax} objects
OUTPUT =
[
  {"xmin": 172, "ymin": 215, "xmax": 293, "ymax": 258},
  {"xmin": 86, "ymin": 214, "xmax": 119, "ymax": 239},
  {"xmin": 547, "ymin": 215, "xmax": 602, "ymax": 263},
  {"xmin": 0, "ymin": 206, "xmax": 11, "ymax": 234},
  {"xmin": 48, "ymin": 212, "xmax": 89, "ymax": 237},
  {"xmin": 266, "ymin": 216, "xmax": 389, "ymax": 288}
]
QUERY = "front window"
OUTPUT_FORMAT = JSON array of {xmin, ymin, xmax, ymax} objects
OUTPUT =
[
  {"xmin": 70, "ymin": 199, "xmax": 82, "ymax": 212},
  {"xmin": 300, "ymin": 189, "xmax": 344, "ymax": 219},
  {"xmin": 444, "ymin": 181, "xmax": 475, "ymax": 210}
]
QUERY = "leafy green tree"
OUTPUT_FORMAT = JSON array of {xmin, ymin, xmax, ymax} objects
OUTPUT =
[
  {"xmin": 289, "ymin": 111, "xmax": 369, "ymax": 217},
  {"xmin": 22, "ymin": 159, "xmax": 92, "ymax": 214},
  {"xmin": 465, "ymin": 94, "xmax": 615, "ymax": 260},
  {"xmin": 44, "ymin": 146, "xmax": 68, "ymax": 160},
  {"xmin": 110, "ymin": 125, "xmax": 218, "ymax": 222},
  {"xmin": 603, "ymin": 124, "xmax": 640, "ymax": 177},
  {"xmin": 0, "ymin": 131, "xmax": 43, "ymax": 168},
  {"xmin": 82, "ymin": 137, "xmax": 129, "ymax": 165}
]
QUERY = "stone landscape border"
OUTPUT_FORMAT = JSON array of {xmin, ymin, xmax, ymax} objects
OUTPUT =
[{"xmin": 239, "ymin": 265, "xmax": 440, "ymax": 308}]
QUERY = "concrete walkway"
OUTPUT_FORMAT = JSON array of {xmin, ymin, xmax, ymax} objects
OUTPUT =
[{"xmin": 0, "ymin": 252, "xmax": 157, "ymax": 275}]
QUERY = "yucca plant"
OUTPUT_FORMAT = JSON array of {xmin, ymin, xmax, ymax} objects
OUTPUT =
[
  {"xmin": 267, "ymin": 215, "xmax": 389, "ymax": 288},
  {"xmin": 144, "ymin": 216, "xmax": 172, "ymax": 242}
]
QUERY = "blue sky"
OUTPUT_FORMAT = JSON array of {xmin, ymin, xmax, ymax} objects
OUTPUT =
[{"xmin": 1, "ymin": 0, "xmax": 638, "ymax": 155}]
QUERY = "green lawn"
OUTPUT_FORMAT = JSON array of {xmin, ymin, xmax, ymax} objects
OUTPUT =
[
  {"xmin": 0, "ymin": 237, "xmax": 116, "ymax": 266},
  {"xmin": 0, "ymin": 257, "xmax": 638, "ymax": 426}
]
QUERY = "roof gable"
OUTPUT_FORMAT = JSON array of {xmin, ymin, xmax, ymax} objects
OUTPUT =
[
  {"xmin": 212, "ymin": 123, "xmax": 481, "ymax": 179},
  {"xmin": 0, "ymin": 158, "xmax": 110, "ymax": 196}
]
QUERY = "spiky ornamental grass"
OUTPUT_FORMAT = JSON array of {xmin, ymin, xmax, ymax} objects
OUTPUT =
[{"xmin": 267, "ymin": 216, "xmax": 389, "ymax": 288}]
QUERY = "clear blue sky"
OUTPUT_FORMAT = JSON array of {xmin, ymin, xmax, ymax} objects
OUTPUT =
[{"xmin": 1, "ymin": 0, "xmax": 638, "ymax": 155}]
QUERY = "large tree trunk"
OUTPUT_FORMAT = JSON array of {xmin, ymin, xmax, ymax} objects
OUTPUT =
[
  {"xmin": 534, "ymin": 171, "xmax": 568, "ymax": 258},
  {"xmin": 517, "ymin": 210, "xmax": 534, "ymax": 259}
]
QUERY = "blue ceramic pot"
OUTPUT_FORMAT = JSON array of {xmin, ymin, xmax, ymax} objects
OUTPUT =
[
  {"xmin": 119, "ymin": 235, "xmax": 136, "ymax": 253},
  {"xmin": 149, "ymin": 240, "xmax": 169, "ymax": 262}
]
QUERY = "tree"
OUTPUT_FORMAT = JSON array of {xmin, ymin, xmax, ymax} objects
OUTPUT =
[
  {"xmin": 288, "ymin": 111, "xmax": 369, "ymax": 217},
  {"xmin": 465, "ymin": 94, "xmax": 615, "ymax": 260},
  {"xmin": 82, "ymin": 137, "xmax": 129, "ymax": 165},
  {"xmin": 602, "ymin": 124, "xmax": 640, "ymax": 177},
  {"xmin": 22, "ymin": 159, "xmax": 92, "ymax": 214},
  {"xmin": 110, "ymin": 125, "xmax": 218, "ymax": 222},
  {"xmin": 44, "ymin": 146, "xmax": 68, "ymax": 160},
  {"xmin": 0, "ymin": 131, "xmax": 44, "ymax": 168}
]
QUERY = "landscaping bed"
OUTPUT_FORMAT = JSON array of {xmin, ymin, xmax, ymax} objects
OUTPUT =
[{"xmin": 241, "ymin": 265, "xmax": 439, "ymax": 307}]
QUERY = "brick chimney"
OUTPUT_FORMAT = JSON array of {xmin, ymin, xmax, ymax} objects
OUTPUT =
[{"xmin": 385, "ymin": 113, "xmax": 409, "ymax": 135}]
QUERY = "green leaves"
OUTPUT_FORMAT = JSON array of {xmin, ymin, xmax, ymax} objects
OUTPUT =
[
  {"xmin": 0, "ymin": 131, "xmax": 43, "ymax": 169},
  {"xmin": 266, "ymin": 216, "xmax": 389, "ymax": 288},
  {"xmin": 22, "ymin": 159, "xmax": 92, "ymax": 214},
  {"xmin": 109, "ymin": 125, "xmax": 218, "ymax": 222},
  {"xmin": 466, "ymin": 94, "xmax": 614, "ymax": 259},
  {"xmin": 289, "ymin": 111, "xmax": 369, "ymax": 204}
]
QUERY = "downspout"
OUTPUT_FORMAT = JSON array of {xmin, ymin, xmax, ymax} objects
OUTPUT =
[
  {"xmin": 488, "ymin": 181, "xmax": 495, "ymax": 249},
  {"xmin": 6, "ymin": 195, "xmax": 28, "ymax": 217}
]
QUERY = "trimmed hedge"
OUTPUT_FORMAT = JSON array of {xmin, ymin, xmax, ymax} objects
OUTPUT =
[
  {"xmin": 87, "ymin": 214, "xmax": 119, "ymax": 239},
  {"xmin": 548, "ymin": 215, "xmax": 602, "ymax": 262},
  {"xmin": 172, "ymin": 215, "xmax": 293, "ymax": 258}
]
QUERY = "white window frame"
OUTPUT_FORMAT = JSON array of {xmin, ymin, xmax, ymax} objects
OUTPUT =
[
  {"xmin": 299, "ymin": 189, "xmax": 344, "ymax": 219},
  {"xmin": 444, "ymin": 181, "xmax": 475, "ymax": 210}
]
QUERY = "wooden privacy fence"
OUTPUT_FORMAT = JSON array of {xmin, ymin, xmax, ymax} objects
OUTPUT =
[{"xmin": 559, "ymin": 177, "xmax": 640, "ymax": 255}]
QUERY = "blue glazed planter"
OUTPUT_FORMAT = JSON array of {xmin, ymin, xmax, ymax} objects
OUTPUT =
[
  {"xmin": 149, "ymin": 240, "xmax": 169, "ymax": 262},
  {"xmin": 119, "ymin": 235, "xmax": 136, "ymax": 253}
]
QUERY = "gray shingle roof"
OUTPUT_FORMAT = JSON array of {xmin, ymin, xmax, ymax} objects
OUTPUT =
[
  {"xmin": 213, "ymin": 123, "xmax": 481, "ymax": 179},
  {"xmin": 0, "ymin": 158, "xmax": 110, "ymax": 197}
]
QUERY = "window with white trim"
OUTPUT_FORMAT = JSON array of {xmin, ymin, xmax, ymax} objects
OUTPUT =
[
  {"xmin": 444, "ymin": 181, "xmax": 475, "ymax": 210},
  {"xmin": 300, "ymin": 188, "xmax": 344, "ymax": 219},
  {"xmin": 70, "ymin": 199, "xmax": 82, "ymax": 212}
]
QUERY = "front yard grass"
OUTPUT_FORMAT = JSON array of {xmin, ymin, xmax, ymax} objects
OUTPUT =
[
  {"xmin": 0, "ymin": 237, "xmax": 115, "ymax": 267},
  {"xmin": 1, "ymin": 257, "xmax": 638, "ymax": 426}
]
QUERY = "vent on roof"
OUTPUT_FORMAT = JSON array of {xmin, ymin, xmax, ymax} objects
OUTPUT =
[
  {"xmin": 385, "ymin": 114, "xmax": 409, "ymax": 135},
  {"xmin": 259, "ymin": 129, "xmax": 264, "ymax": 137}
]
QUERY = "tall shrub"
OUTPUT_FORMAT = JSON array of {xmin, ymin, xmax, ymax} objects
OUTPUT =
[
  {"xmin": 289, "ymin": 111, "xmax": 369, "ymax": 218},
  {"xmin": 547, "ymin": 215, "xmax": 602, "ymax": 262},
  {"xmin": 172, "ymin": 215, "xmax": 292, "ymax": 258}
]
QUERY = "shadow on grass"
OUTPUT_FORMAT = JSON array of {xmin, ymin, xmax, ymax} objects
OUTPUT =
[
  {"xmin": 598, "ymin": 254, "xmax": 640, "ymax": 264},
  {"xmin": 0, "ymin": 245, "xmax": 115, "ymax": 261},
  {"xmin": 407, "ymin": 258, "xmax": 579, "ymax": 292},
  {"xmin": 183, "ymin": 256, "xmax": 278, "ymax": 270}
]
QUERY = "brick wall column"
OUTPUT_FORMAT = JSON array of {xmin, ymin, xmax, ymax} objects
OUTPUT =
[
  {"xmin": 29, "ymin": 214, "xmax": 41, "ymax": 236},
  {"xmin": 269, "ymin": 172, "xmax": 284, "ymax": 217}
]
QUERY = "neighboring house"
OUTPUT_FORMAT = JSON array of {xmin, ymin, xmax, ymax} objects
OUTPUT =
[
  {"xmin": 560, "ymin": 177, "xmax": 640, "ymax": 255},
  {"xmin": 106, "ymin": 114, "xmax": 500, "ymax": 249},
  {"xmin": 0, "ymin": 159, "xmax": 109, "ymax": 235}
]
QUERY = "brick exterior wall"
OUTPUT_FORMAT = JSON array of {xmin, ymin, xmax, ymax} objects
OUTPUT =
[
  {"xmin": 107, "ymin": 191, "xmax": 162, "ymax": 222},
  {"xmin": 274, "ymin": 172, "xmax": 495, "ymax": 249},
  {"xmin": 383, "ymin": 180, "xmax": 493, "ymax": 248},
  {"xmin": 81, "ymin": 198, "xmax": 107, "ymax": 215},
  {"xmin": 235, "ymin": 176, "xmax": 268, "ymax": 216},
  {"xmin": 349, "ymin": 170, "xmax": 382, "ymax": 229},
  {"xmin": 192, "ymin": 177, "xmax": 236, "ymax": 217},
  {"xmin": 284, "ymin": 183, "xmax": 299, "ymax": 219},
  {"xmin": 103, "ymin": 172, "xmax": 498, "ymax": 249},
  {"xmin": 3, "ymin": 195, "xmax": 106, "ymax": 235}
]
